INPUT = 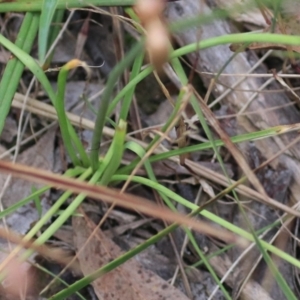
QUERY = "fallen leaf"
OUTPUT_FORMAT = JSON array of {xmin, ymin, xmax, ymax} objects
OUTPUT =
[{"xmin": 73, "ymin": 213, "xmax": 190, "ymax": 300}]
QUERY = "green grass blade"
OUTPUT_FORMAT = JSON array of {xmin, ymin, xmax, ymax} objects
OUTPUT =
[
  {"xmin": 17, "ymin": 168, "xmax": 91, "ymax": 247},
  {"xmin": 5, "ymin": 167, "xmax": 94, "ymax": 277},
  {"xmin": 0, "ymin": 33, "xmax": 56, "ymax": 105},
  {"xmin": 90, "ymin": 41, "xmax": 144, "ymax": 171},
  {"xmin": 38, "ymin": 0, "xmax": 58, "ymax": 63},
  {"xmin": 31, "ymin": 186, "xmax": 42, "ymax": 218},
  {"xmin": 56, "ymin": 61, "xmax": 81, "ymax": 166},
  {"xmin": 99, "ymin": 120, "xmax": 127, "ymax": 185},
  {"xmin": 109, "ymin": 33, "xmax": 300, "ymax": 116},
  {"xmin": 107, "ymin": 66, "xmax": 152, "ymax": 116},
  {"xmin": 43, "ymin": 9, "xmax": 65, "ymax": 69},
  {"xmin": 0, "ymin": 12, "xmax": 39, "ymax": 135},
  {"xmin": 0, "ymin": 0, "xmax": 135, "ymax": 12},
  {"xmin": 56, "ymin": 60, "xmax": 90, "ymax": 166},
  {"xmin": 24, "ymin": 167, "xmax": 101, "ymax": 252},
  {"xmin": 119, "ymin": 52, "xmax": 144, "ymax": 120},
  {"xmin": 148, "ymin": 124, "xmax": 298, "ymax": 162},
  {"xmin": 171, "ymin": 33, "xmax": 300, "ymax": 59}
]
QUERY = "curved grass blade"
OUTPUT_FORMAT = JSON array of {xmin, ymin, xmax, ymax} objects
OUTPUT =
[
  {"xmin": 56, "ymin": 59, "xmax": 90, "ymax": 166},
  {"xmin": 48, "ymin": 172, "xmax": 296, "ymax": 300}
]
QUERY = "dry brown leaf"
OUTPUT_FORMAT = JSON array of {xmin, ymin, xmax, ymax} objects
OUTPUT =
[{"xmin": 73, "ymin": 213, "xmax": 190, "ymax": 300}]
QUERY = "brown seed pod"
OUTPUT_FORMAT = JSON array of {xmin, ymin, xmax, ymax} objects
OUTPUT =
[
  {"xmin": 134, "ymin": 0, "xmax": 164, "ymax": 24},
  {"xmin": 146, "ymin": 18, "xmax": 170, "ymax": 70}
]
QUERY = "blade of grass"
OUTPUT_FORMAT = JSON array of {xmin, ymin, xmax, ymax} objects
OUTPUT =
[
  {"xmin": 171, "ymin": 32, "xmax": 300, "ymax": 59},
  {"xmin": 56, "ymin": 59, "xmax": 90, "ymax": 166},
  {"xmin": 121, "ymin": 85, "xmax": 193, "ymax": 192},
  {"xmin": 56, "ymin": 60, "xmax": 81, "ymax": 166},
  {"xmin": 35, "ymin": 264, "xmax": 86, "ymax": 300},
  {"xmin": 48, "ymin": 177, "xmax": 295, "ymax": 300},
  {"xmin": 108, "ymin": 33, "xmax": 300, "ymax": 118},
  {"xmin": 38, "ymin": 0, "xmax": 58, "ymax": 63},
  {"xmin": 0, "ymin": 12, "xmax": 39, "ymax": 135},
  {"xmin": 119, "ymin": 52, "xmax": 144, "ymax": 121},
  {"xmin": 31, "ymin": 186, "xmax": 42, "ymax": 219},
  {"xmin": 90, "ymin": 40, "xmax": 144, "ymax": 171},
  {"xmin": 43, "ymin": 9, "xmax": 65, "ymax": 70},
  {"xmin": 193, "ymin": 87, "xmax": 296, "ymax": 297},
  {"xmin": 107, "ymin": 66, "xmax": 153, "ymax": 116},
  {"xmin": 99, "ymin": 120, "xmax": 127, "ymax": 185},
  {"xmin": 24, "ymin": 167, "xmax": 102, "ymax": 250},
  {"xmin": 0, "ymin": 0, "xmax": 136, "ymax": 12},
  {"xmin": 147, "ymin": 123, "xmax": 300, "ymax": 162}
]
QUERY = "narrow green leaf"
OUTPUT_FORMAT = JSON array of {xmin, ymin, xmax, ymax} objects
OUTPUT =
[
  {"xmin": 0, "ymin": 0, "xmax": 135, "ymax": 12},
  {"xmin": 0, "ymin": 12, "xmax": 39, "ymax": 135},
  {"xmin": 99, "ymin": 119, "xmax": 127, "ymax": 185},
  {"xmin": 43, "ymin": 9, "xmax": 65, "ymax": 69},
  {"xmin": 90, "ymin": 41, "xmax": 144, "ymax": 171},
  {"xmin": 39, "ymin": 0, "xmax": 58, "ymax": 63}
]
